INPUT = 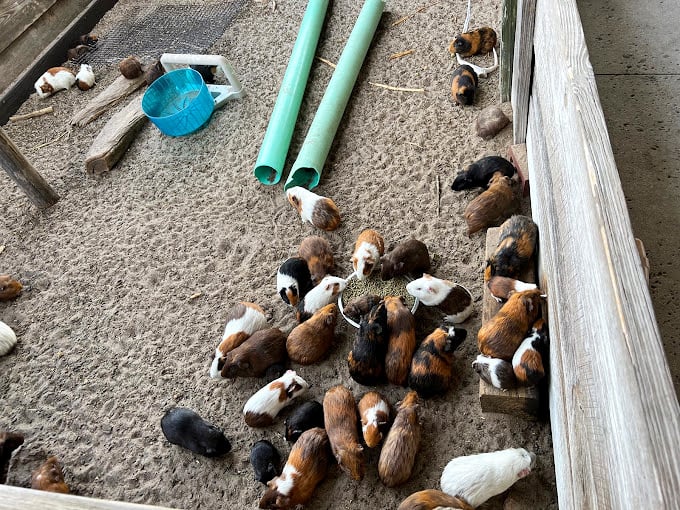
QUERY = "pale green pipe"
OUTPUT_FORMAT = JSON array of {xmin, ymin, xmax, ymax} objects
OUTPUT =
[
  {"xmin": 253, "ymin": 0, "xmax": 329, "ymax": 185},
  {"xmin": 284, "ymin": 0, "xmax": 385, "ymax": 190}
]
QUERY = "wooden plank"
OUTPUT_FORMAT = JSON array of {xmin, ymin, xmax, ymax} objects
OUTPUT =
[
  {"xmin": 0, "ymin": 127, "xmax": 59, "ymax": 208},
  {"xmin": 507, "ymin": 143, "xmax": 529, "ymax": 197},
  {"xmin": 510, "ymin": 0, "xmax": 536, "ymax": 144},
  {"xmin": 84, "ymin": 95, "xmax": 148, "ymax": 175},
  {"xmin": 528, "ymin": 0, "xmax": 680, "ymax": 507},
  {"xmin": 71, "ymin": 74, "xmax": 147, "ymax": 127},
  {"xmin": 0, "ymin": 0, "xmax": 59, "ymax": 54},
  {"xmin": 500, "ymin": 0, "xmax": 517, "ymax": 102}
]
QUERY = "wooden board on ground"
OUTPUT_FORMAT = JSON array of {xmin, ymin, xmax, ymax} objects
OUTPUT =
[
  {"xmin": 84, "ymin": 95, "xmax": 148, "ymax": 175},
  {"xmin": 71, "ymin": 74, "xmax": 146, "ymax": 127},
  {"xmin": 478, "ymin": 226, "xmax": 540, "ymax": 419}
]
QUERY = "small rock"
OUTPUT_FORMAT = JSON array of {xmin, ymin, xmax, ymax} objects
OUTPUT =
[{"xmin": 474, "ymin": 105, "xmax": 511, "ymax": 140}]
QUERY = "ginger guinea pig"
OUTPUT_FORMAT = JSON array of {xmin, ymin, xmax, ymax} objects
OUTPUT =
[
  {"xmin": 451, "ymin": 155, "xmax": 516, "ymax": 191},
  {"xmin": 251, "ymin": 439, "xmax": 282, "ymax": 485},
  {"xmin": 0, "ymin": 274, "xmax": 22, "ymax": 301},
  {"xmin": 464, "ymin": 172, "xmax": 518, "ymax": 236},
  {"xmin": 351, "ymin": 228, "xmax": 385, "ymax": 280},
  {"xmin": 484, "ymin": 215, "xmax": 538, "ymax": 282},
  {"xmin": 472, "ymin": 354, "xmax": 518, "ymax": 390},
  {"xmin": 284, "ymin": 400, "xmax": 324, "ymax": 443},
  {"xmin": 381, "ymin": 239, "xmax": 431, "ymax": 281},
  {"xmin": 220, "ymin": 328, "xmax": 287, "ymax": 378},
  {"xmin": 323, "ymin": 385, "xmax": 364, "ymax": 481},
  {"xmin": 342, "ymin": 294, "xmax": 382, "ymax": 323},
  {"xmin": 384, "ymin": 295, "xmax": 417, "ymax": 386},
  {"xmin": 348, "ymin": 301, "xmax": 389, "ymax": 386},
  {"xmin": 358, "ymin": 391, "xmax": 391, "ymax": 448},
  {"xmin": 378, "ymin": 390, "xmax": 421, "ymax": 487},
  {"xmin": 287, "ymin": 303, "xmax": 338, "ymax": 365},
  {"xmin": 34, "ymin": 67, "xmax": 76, "ymax": 98},
  {"xmin": 31, "ymin": 456, "xmax": 69, "ymax": 493},
  {"xmin": 286, "ymin": 186, "xmax": 341, "ymax": 232},
  {"xmin": 296, "ymin": 275, "xmax": 346, "ymax": 322},
  {"xmin": 451, "ymin": 65, "xmax": 478, "ymax": 106},
  {"xmin": 244, "ymin": 370, "xmax": 309, "ymax": 427},
  {"xmin": 449, "ymin": 27, "xmax": 497, "ymax": 57},
  {"xmin": 398, "ymin": 489, "xmax": 475, "ymax": 510},
  {"xmin": 277, "ymin": 257, "xmax": 314, "ymax": 308},
  {"xmin": 512, "ymin": 318, "xmax": 548, "ymax": 386},
  {"xmin": 298, "ymin": 236, "xmax": 335, "ymax": 284},
  {"xmin": 406, "ymin": 274, "xmax": 473, "ymax": 323},
  {"xmin": 486, "ymin": 276, "xmax": 537, "ymax": 302},
  {"xmin": 161, "ymin": 407, "xmax": 231, "ymax": 457}
]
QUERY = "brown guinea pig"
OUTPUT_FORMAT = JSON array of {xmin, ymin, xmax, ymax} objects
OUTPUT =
[
  {"xmin": 477, "ymin": 289, "xmax": 544, "ymax": 361},
  {"xmin": 220, "ymin": 328, "xmax": 287, "ymax": 378},
  {"xmin": 464, "ymin": 172, "xmax": 518, "ymax": 236},
  {"xmin": 323, "ymin": 385, "xmax": 364, "ymax": 481},
  {"xmin": 351, "ymin": 228, "xmax": 385, "ymax": 280},
  {"xmin": 449, "ymin": 27, "xmax": 497, "ymax": 57},
  {"xmin": 31, "ymin": 456, "xmax": 69, "ymax": 493},
  {"xmin": 484, "ymin": 215, "xmax": 538, "ymax": 282},
  {"xmin": 286, "ymin": 186, "xmax": 341, "ymax": 232},
  {"xmin": 298, "ymin": 236, "xmax": 335, "ymax": 285},
  {"xmin": 357, "ymin": 391, "xmax": 391, "ymax": 448},
  {"xmin": 380, "ymin": 239, "xmax": 431, "ymax": 281},
  {"xmin": 287, "ymin": 303, "xmax": 338, "ymax": 365},
  {"xmin": 0, "ymin": 274, "xmax": 22, "ymax": 301},
  {"xmin": 348, "ymin": 301, "xmax": 389, "ymax": 386},
  {"xmin": 398, "ymin": 489, "xmax": 475, "ymax": 510},
  {"xmin": 119, "ymin": 56, "xmax": 143, "ymax": 79},
  {"xmin": 378, "ymin": 390, "xmax": 421, "ymax": 487},
  {"xmin": 512, "ymin": 318, "xmax": 548, "ymax": 386},
  {"xmin": 451, "ymin": 65, "xmax": 478, "ymax": 106},
  {"xmin": 342, "ymin": 294, "xmax": 382, "ymax": 323},
  {"xmin": 486, "ymin": 276, "xmax": 537, "ymax": 302},
  {"xmin": 384, "ymin": 296, "xmax": 417, "ymax": 386}
]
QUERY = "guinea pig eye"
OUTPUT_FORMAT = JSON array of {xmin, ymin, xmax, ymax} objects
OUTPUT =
[{"xmin": 363, "ymin": 263, "xmax": 373, "ymax": 275}]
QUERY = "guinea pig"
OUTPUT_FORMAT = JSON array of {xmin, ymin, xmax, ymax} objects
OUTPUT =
[
  {"xmin": 277, "ymin": 257, "xmax": 314, "ymax": 308},
  {"xmin": 408, "ymin": 325, "xmax": 467, "ymax": 398},
  {"xmin": 31, "ymin": 456, "xmax": 69, "ymax": 493},
  {"xmin": 77, "ymin": 33, "xmax": 98, "ymax": 46},
  {"xmin": 160, "ymin": 407, "xmax": 231, "ymax": 457},
  {"xmin": 472, "ymin": 354, "xmax": 518, "ymax": 390},
  {"xmin": 451, "ymin": 155, "xmax": 516, "ymax": 191},
  {"xmin": 384, "ymin": 295, "xmax": 417, "ymax": 386},
  {"xmin": 75, "ymin": 64, "xmax": 96, "ymax": 91},
  {"xmin": 477, "ymin": 288, "xmax": 545, "ymax": 360},
  {"xmin": 67, "ymin": 44, "xmax": 91, "ymax": 61},
  {"xmin": 484, "ymin": 215, "xmax": 538, "ymax": 282},
  {"xmin": 464, "ymin": 172, "xmax": 518, "ymax": 235},
  {"xmin": 451, "ymin": 65, "xmax": 478, "ymax": 106},
  {"xmin": 190, "ymin": 64, "xmax": 217, "ymax": 84},
  {"xmin": 357, "ymin": 391, "xmax": 391, "ymax": 448},
  {"xmin": 381, "ymin": 239, "xmax": 431, "ymax": 281},
  {"xmin": 440, "ymin": 448, "xmax": 536, "ymax": 508},
  {"xmin": 284, "ymin": 400, "xmax": 324, "ymax": 443},
  {"xmin": 378, "ymin": 390, "xmax": 421, "ymax": 487},
  {"xmin": 287, "ymin": 303, "xmax": 338, "ymax": 364},
  {"xmin": 219, "ymin": 328, "xmax": 288, "ymax": 378},
  {"xmin": 351, "ymin": 228, "xmax": 385, "ymax": 280},
  {"xmin": 342, "ymin": 294, "xmax": 382, "ymax": 323},
  {"xmin": 296, "ymin": 275, "xmax": 346, "ymax": 322},
  {"xmin": 512, "ymin": 318, "xmax": 548, "ymax": 386},
  {"xmin": 449, "ymin": 27, "xmax": 498, "ymax": 57},
  {"xmin": 0, "ymin": 321, "xmax": 17, "ymax": 357},
  {"xmin": 0, "ymin": 431, "xmax": 24, "ymax": 484},
  {"xmin": 298, "ymin": 236, "xmax": 335, "ymax": 284},
  {"xmin": 244, "ymin": 370, "xmax": 309, "ymax": 427},
  {"xmin": 0, "ymin": 274, "xmax": 23, "ymax": 301},
  {"xmin": 398, "ymin": 489, "xmax": 475, "ymax": 510},
  {"xmin": 34, "ymin": 67, "xmax": 76, "ymax": 98},
  {"xmin": 323, "ymin": 385, "xmax": 364, "ymax": 481},
  {"xmin": 144, "ymin": 60, "xmax": 165, "ymax": 86},
  {"xmin": 486, "ymin": 276, "xmax": 537, "ymax": 302},
  {"xmin": 251, "ymin": 439, "xmax": 282, "ymax": 484},
  {"xmin": 259, "ymin": 427, "xmax": 330, "ymax": 509},
  {"xmin": 210, "ymin": 301, "xmax": 268, "ymax": 378},
  {"xmin": 286, "ymin": 186, "xmax": 341, "ymax": 232},
  {"xmin": 406, "ymin": 274, "xmax": 473, "ymax": 323},
  {"xmin": 348, "ymin": 301, "xmax": 389, "ymax": 386}
]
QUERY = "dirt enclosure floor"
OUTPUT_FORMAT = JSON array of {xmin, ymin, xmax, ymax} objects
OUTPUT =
[{"xmin": 1, "ymin": 0, "xmax": 557, "ymax": 508}]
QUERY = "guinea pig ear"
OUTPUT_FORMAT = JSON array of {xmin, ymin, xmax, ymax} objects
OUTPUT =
[
  {"xmin": 396, "ymin": 261, "xmax": 405, "ymax": 271},
  {"xmin": 522, "ymin": 294, "xmax": 535, "ymax": 312}
]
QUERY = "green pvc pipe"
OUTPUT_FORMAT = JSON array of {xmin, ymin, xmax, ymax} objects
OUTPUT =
[
  {"xmin": 253, "ymin": 0, "xmax": 329, "ymax": 185},
  {"xmin": 284, "ymin": 0, "xmax": 385, "ymax": 190}
]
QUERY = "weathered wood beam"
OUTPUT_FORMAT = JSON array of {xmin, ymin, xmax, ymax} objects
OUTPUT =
[
  {"xmin": 510, "ymin": 0, "xmax": 536, "ymax": 144},
  {"xmin": 71, "ymin": 74, "xmax": 147, "ymax": 127},
  {"xmin": 500, "ymin": 0, "xmax": 517, "ymax": 102}
]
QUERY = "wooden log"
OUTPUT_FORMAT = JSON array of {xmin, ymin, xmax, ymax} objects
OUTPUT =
[
  {"xmin": 71, "ymin": 74, "xmax": 146, "ymax": 127},
  {"xmin": 510, "ymin": 0, "xmax": 536, "ymax": 144},
  {"xmin": 0, "ymin": 127, "xmax": 59, "ymax": 209},
  {"xmin": 500, "ymin": 0, "xmax": 517, "ymax": 102},
  {"xmin": 507, "ymin": 143, "xmax": 529, "ymax": 197},
  {"xmin": 527, "ymin": 0, "xmax": 680, "ymax": 507},
  {"xmin": 478, "ymin": 226, "xmax": 540, "ymax": 419},
  {"xmin": 9, "ymin": 106, "xmax": 54, "ymax": 122},
  {"xmin": 84, "ymin": 95, "xmax": 148, "ymax": 175}
]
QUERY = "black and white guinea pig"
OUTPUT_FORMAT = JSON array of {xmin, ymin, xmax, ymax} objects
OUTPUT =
[
  {"xmin": 250, "ymin": 439, "xmax": 282, "ymax": 485},
  {"xmin": 472, "ymin": 354, "xmax": 517, "ymax": 390},
  {"xmin": 160, "ymin": 407, "xmax": 231, "ymax": 457},
  {"xmin": 277, "ymin": 257, "xmax": 314, "ymax": 308}
]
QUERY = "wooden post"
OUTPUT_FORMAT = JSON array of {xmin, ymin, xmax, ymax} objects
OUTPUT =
[
  {"xmin": 0, "ymin": 128, "xmax": 59, "ymax": 209},
  {"xmin": 511, "ymin": 0, "xmax": 537, "ymax": 144},
  {"xmin": 500, "ymin": 0, "xmax": 517, "ymax": 102}
]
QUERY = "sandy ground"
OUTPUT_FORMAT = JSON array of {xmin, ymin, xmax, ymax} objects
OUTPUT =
[{"xmin": 0, "ymin": 0, "xmax": 557, "ymax": 508}]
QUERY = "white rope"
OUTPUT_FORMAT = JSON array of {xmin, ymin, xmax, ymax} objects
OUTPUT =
[
  {"xmin": 455, "ymin": 0, "xmax": 498, "ymax": 78},
  {"xmin": 463, "ymin": 0, "xmax": 472, "ymax": 32}
]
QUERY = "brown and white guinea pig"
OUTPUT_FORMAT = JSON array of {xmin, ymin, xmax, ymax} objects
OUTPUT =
[
  {"xmin": 477, "ymin": 288, "xmax": 545, "ymax": 361},
  {"xmin": 277, "ymin": 257, "xmax": 314, "ymax": 308},
  {"xmin": 464, "ymin": 172, "xmax": 518, "ymax": 236},
  {"xmin": 323, "ymin": 385, "xmax": 364, "ymax": 481},
  {"xmin": 440, "ymin": 448, "xmax": 536, "ymax": 508},
  {"xmin": 244, "ymin": 370, "xmax": 309, "ymax": 427},
  {"xmin": 378, "ymin": 390, "xmax": 421, "ymax": 488},
  {"xmin": 75, "ymin": 64, "xmax": 96, "ymax": 91},
  {"xmin": 298, "ymin": 236, "xmax": 335, "ymax": 285},
  {"xmin": 472, "ymin": 354, "xmax": 518, "ymax": 390},
  {"xmin": 348, "ymin": 301, "xmax": 389, "ymax": 386},
  {"xmin": 384, "ymin": 296, "xmax": 417, "ymax": 386},
  {"xmin": 160, "ymin": 407, "xmax": 231, "ymax": 457},
  {"xmin": 0, "ymin": 274, "xmax": 22, "ymax": 301},
  {"xmin": 357, "ymin": 391, "xmax": 391, "ymax": 448},
  {"xmin": 451, "ymin": 155, "xmax": 516, "ymax": 191},
  {"xmin": 210, "ymin": 302, "xmax": 268, "ymax": 378},
  {"xmin": 381, "ymin": 239, "xmax": 431, "ymax": 281},
  {"xmin": 351, "ymin": 228, "xmax": 385, "ymax": 280},
  {"xmin": 219, "ymin": 328, "xmax": 288, "ymax": 378},
  {"xmin": 512, "ymin": 318, "xmax": 548, "ymax": 386},
  {"xmin": 34, "ymin": 67, "xmax": 76, "ymax": 98},
  {"xmin": 77, "ymin": 33, "xmax": 98, "ymax": 46},
  {"xmin": 484, "ymin": 215, "xmax": 538, "ymax": 282},
  {"xmin": 0, "ymin": 431, "xmax": 24, "ymax": 485},
  {"xmin": 398, "ymin": 489, "xmax": 475, "ymax": 510},
  {"xmin": 287, "ymin": 303, "xmax": 338, "ymax": 365},
  {"xmin": 296, "ymin": 275, "xmax": 346, "ymax": 323},
  {"xmin": 284, "ymin": 400, "xmax": 324, "ymax": 443},
  {"xmin": 408, "ymin": 325, "xmax": 467, "ymax": 398},
  {"xmin": 451, "ymin": 64, "xmax": 478, "ymax": 106},
  {"xmin": 449, "ymin": 26, "xmax": 498, "ymax": 57},
  {"xmin": 406, "ymin": 274, "xmax": 473, "ymax": 323},
  {"xmin": 251, "ymin": 439, "xmax": 282, "ymax": 485},
  {"xmin": 259, "ymin": 427, "xmax": 331, "ymax": 510},
  {"xmin": 31, "ymin": 456, "xmax": 70, "ymax": 493},
  {"xmin": 342, "ymin": 294, "xmax": 382, "ymax": 323},
  {"xmin": 286, "ymin": 186, "xmax": 341, "ymax": 232},
  {"xmin": 486, "ymin": 276, "xmax": 537, "ymax": 302}
]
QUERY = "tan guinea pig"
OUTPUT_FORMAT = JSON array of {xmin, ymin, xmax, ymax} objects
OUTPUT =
[
  {"xmin": 323, "ymin": 385, "xmax": 364, "ymax": 481},
  {"xmin": 31, "ymin": 456, "xmax": 69, "ymax": 493},
  {"xmin": 298, "ymin": 235, "xmax": 335, "ymax": 285},
  {"xmin": 398, "ymin": 489, "xmax": 475, "ymax": 510},
  {"xmin": 286, "ymin": 303, "xmax": 338, "ymax": 365},
  {"xmin": 384, "ymin": 296, "xmax": 417, "ymax": 387},
  {"xmin": 378, "ymin": 390, "xmax": 421, "ymax": 487},
  {"xmin": 463, "ymin": 172, "xmax": 518, "ymax": 236}
]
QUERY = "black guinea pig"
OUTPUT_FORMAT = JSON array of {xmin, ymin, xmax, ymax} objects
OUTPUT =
[
  {"xmin": 250, "ymin": 439, "xmax": 282, "ymax": 484},
  {"xmin": 451, "ymin": 64, "xmax": 478, "ymax": 106},
  {"xmin": 284, "ymin": 401, "xmax": 325, "ymax": 443},
  {"xmin": 277, "ymin": 257, "xmax": 314, "ymax": 307},
  {"xmin": 160, "ymin": 407, "xmax": 231, "ymax": 457},
  {"xmin": 190, "ymin": 64, "xmax": 217, "ymax": 84},
  {"xmin": 451, "ymin": 155, "xmax": 517, "ymax": 191}
]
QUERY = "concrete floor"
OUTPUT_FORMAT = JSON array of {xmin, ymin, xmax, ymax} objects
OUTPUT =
[{"xmin": 577, "ymin": 0, "xmax": 680, "ymax": 394}]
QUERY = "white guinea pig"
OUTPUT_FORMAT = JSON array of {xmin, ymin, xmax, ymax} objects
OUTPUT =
[
  {"xmin": 243, "ymin": 370, "xmax": 309, "ymax": 427},
  {"xmin": 296, "ymin": 275, "xmax": 347, "ymax": 322},
  {"xmin": 75, "ymin": 64, "xmax": 96, "ymax": 91},
  {"xmin": 440, "ymin": 448, "xmax": 535, "ymax": 507},
  {"xmin": 34, "ymin": 67, "xmax": 76, "ymax": 98}
]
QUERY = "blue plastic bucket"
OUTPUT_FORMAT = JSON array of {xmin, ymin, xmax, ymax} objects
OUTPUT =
[{"xmin": 142, "ymin": 68, "xmax": 214, "ymax": 136}]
